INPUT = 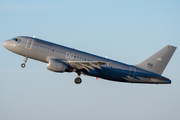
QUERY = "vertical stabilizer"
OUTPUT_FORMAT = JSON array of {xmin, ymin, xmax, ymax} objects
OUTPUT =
[{"xmin": 135, "ymin": 45, "xmax": 177, "ymax": 75}]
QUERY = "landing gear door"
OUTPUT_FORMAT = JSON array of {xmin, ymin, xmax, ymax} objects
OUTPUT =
[{"xmin": 25, "ymin": 39, "xmax": 33, "ymax": 50}]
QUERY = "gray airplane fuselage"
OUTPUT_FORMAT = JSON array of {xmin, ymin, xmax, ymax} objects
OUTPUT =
[{"xmin": 3, "ymin": 36, "xmax": 174, "ymax": 84}]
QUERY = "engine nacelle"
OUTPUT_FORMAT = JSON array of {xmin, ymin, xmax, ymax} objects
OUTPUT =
[{"xmin": 47, "ymin": 59, "xmax": 68, "ymax": 72}]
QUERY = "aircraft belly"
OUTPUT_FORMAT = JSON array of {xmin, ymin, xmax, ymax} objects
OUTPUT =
[
  {"xmin": 85, "ymin": 69, "xmax": 102, "ymax": 78},
  {"xmin": 95, "ymin": 68, "xmax": 129, "ymax": 82}
]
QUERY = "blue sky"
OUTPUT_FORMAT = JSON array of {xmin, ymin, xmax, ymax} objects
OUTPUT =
[{"xmin": 0, "ymin": 0, "xmax": 180, "ymax": 120}]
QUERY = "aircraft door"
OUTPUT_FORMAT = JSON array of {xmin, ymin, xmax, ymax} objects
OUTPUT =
[
  {"xmin": 129, "ymin": 67, "xmax": 136, "ymax": 78},
  {"xmin": 25, "ymin": 39, "xmax": 33, "ymax": 50}
]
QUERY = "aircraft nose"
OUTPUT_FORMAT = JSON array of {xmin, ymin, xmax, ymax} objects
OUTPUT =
[
  {"xmin": 3, "ymin": 41, "xmax": 7, "ymax": 48},
  {"xmin": 3, "ymin": 40, "xmax": 11, "ymax": 49}
]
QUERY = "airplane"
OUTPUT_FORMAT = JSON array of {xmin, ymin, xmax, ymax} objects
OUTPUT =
[{"xmin": 3, "ymin": 36, "xmax": 177, "ymax": 84}]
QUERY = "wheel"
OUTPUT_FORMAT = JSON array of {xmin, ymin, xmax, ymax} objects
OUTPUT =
[
  {"xmin": 21, "ymin": 63, "xmax": 25, "ymax": 68},
  {"xmin": 74, "ymin": 77, "xmax": 82, "ymax": 84}
]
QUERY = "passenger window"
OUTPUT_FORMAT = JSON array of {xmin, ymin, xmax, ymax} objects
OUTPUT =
[
  {"xmin": 70, "ymin": 54, "xmax": 74, "ymax": 59},
  {"xmin": 66, "ymin": 53, "xmax": 70, "ymax": 58}
]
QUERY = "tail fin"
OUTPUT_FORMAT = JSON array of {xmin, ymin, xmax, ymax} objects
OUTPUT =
[{"xmin": 135, "ymin": 45, "xmax": 177, "ymax": 75}]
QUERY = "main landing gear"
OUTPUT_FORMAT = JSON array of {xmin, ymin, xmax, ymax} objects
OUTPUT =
[
  {"xmin": 21, "ymin": 57, "xmax": 28, "ymax": 68},
  {"xmin": 74, "ymin": 71, "xmax": 82, "ymax": 84},
  {"xmin": 74, "ymin": 77, "xmax": 82, "ymax": 84}
]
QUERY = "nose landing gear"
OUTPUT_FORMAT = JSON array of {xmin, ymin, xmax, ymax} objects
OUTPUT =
[
  {"xmin": 21, "ymin": 57, "xmax": 28, "ymax": 68},
  {"xmin": 21, "ymin": 63, "xmax": 25, "ymax": 68}
]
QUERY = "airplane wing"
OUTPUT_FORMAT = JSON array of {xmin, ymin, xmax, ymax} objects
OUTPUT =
[
  {"xmin": 64, "ymin": 60, "xmax": 108, "ymax": 71},
  {"xmin": 46, "ymin": 56, "xmax": 109, "ymax": 72}
]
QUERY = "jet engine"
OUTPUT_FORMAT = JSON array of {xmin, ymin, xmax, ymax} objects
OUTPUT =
[{"xmin": 47, "ymin": 59, "xmax": 68, "ymax": 72}]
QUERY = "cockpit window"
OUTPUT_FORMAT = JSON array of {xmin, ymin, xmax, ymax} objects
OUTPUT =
[
  {"xmin": 12, "ymin": 38, "xmax": 18, "ymax": 41},
  {"xmin": 12, "ymin": 38, "xmax": 21, "ymax": 43}
]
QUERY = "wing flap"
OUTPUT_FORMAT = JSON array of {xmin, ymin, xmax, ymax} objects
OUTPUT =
[{"xmin": 64, "ymin": 61, "xmax": 107, "ymax": 71}]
